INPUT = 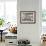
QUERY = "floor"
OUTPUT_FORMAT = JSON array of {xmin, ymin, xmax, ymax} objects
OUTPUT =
[
  {"xmin": 0, "ymin": 41, "xmax": 46, "ymax": 46},
  {"xmin": 0, "ymin": 41, "xmax": 5, "ymax": 46}
]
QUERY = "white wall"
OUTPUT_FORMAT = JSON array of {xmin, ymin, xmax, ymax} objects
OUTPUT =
[{"xmin": 17, "ymin": 0, "xmax": 42, "ymax": 46}]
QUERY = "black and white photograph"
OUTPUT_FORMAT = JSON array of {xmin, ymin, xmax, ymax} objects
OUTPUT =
[{"xmin": 20, "ymin": 11, "xmax": 36, "ymax": 24}]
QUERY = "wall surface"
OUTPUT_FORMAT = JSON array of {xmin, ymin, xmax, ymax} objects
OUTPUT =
[{"xmin": 17, "ymin": 0, "xmax": 42, "ymax": 46}]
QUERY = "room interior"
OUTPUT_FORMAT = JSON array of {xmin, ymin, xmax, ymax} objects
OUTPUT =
[{"xmin": 0, "ymin": 0, "xmax": 46, "ymax": 46}]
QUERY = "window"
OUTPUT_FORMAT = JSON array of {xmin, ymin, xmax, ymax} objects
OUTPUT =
[
  {"xmin": 42, "ymin": 0, "xmax": 46, "ymax": 33},
  {"xmin": 0, "ymin": 1, "xmax": 4, "ymax": 17},
  {"xmin": 42, "ymin": 0, "xmax": 46, "ymax": 25},
  {"xmin": 0, "ymin": 0, "xmax": 17, "ymax": 26}
]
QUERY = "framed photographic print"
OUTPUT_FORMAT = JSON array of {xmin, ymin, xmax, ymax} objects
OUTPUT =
[{"xmin": 20, "ymin": 11, "xmax": 36, "ymax": 24}]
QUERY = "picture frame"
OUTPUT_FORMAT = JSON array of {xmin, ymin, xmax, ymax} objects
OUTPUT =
[{"xmin": 20, "ymin": 11, "xmax": 36, "ymax": 24}]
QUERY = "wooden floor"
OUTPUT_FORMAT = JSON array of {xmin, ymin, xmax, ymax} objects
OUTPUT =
[
  {"xmin": 0, "ymin": 41, "xmax": 5, "ymax": 46},
  {"xmin": 0, "ymin": 41, "xmax": 46, "ymax": 46}
]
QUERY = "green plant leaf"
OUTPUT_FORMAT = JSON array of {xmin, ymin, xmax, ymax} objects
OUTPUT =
[{"xmin": 0, "ymin": 18, "xmax": 5, "ymax": 27}]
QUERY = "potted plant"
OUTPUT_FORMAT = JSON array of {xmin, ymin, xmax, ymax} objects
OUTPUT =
[{"xmin": 0, "ymin": 18, "xmax": 5, "ymax": 27}]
